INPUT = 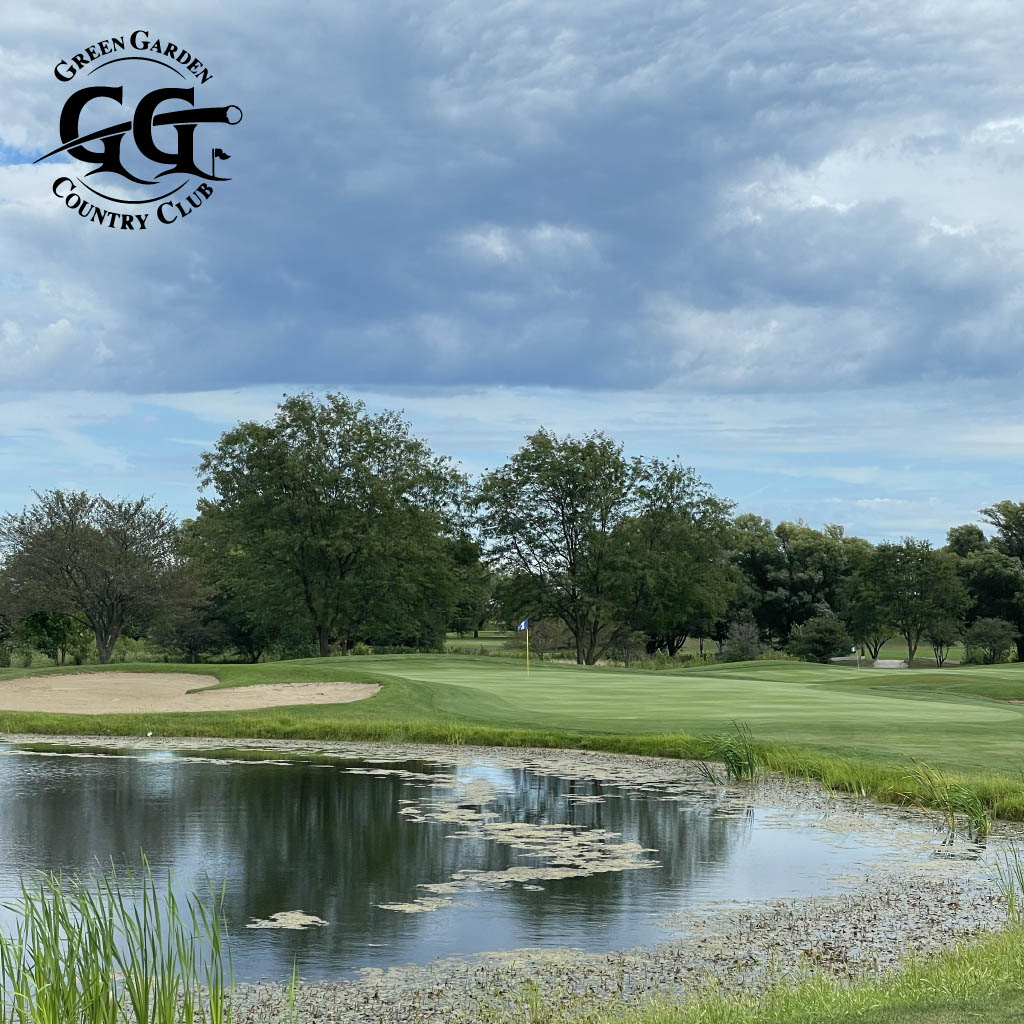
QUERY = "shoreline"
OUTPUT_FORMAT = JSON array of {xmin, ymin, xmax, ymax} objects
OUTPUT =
[{"xmin": 1, "ymin": 734, "xmax": 1016, "ymax": 1021}]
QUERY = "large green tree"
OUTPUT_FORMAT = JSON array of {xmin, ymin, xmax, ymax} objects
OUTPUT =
[
  {"xmin": 195, "ymin": 393, "xmax": 465, "ymax": 657},
  {"xmin": 0, "ymin": 490, "xmax": 189, "ymax": 664},
  {"xmin": 865, "ymin": 539, "xmax": 969, "ymax": 667},
  {"xmin": 616, "ymin": 463, "xmax": 736, "ymax": 656},
  {"xmin": 477, "ymin": 430, "xmax": 730, "ymax": 664},
  {"xmin": 18, "ymin": 611, "xmax": 90, "ymax": 666},
  {"xmin": 978, "ymin": 501, "xmax": 1024, "ymax": 660}
]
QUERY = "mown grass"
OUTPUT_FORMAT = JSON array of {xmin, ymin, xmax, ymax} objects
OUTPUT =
[{"xmin": 5, "ymin": 656, "xmax": 1024, "ymax": 819}]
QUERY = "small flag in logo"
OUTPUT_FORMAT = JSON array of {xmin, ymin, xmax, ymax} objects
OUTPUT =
[
  {"xmin": 213, "ymin": 149, "xmax": 231, "ymax": 160},
  {"xmin": 517, "ymin": 619, "xmax": 530, "ymax": 631}
]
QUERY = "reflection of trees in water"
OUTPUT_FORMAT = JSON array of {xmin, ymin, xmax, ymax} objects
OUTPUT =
[
  {"xmin": 477, "ymin": 769, "xmax": 754, "ymax": 921},
  {"xmin": 0, "ymin": 754, "xmax": 753, "ymax": 974}
]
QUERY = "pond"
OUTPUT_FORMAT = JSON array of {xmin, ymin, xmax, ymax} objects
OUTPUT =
[{"xmin": 0, "ymin": 743, "xmax": 986, "ymax": 983}]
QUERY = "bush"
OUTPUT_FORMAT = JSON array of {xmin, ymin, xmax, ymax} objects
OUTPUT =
[
  {"xmin": 350, "ymin": 641, "xmax": 374, "ymax": 655},
  {"xmin": 758, "ymin": 648, "xmax": 799, "ymax": 661},
  {"xmin": 786, "ymin": 614, "xmax": 853, "ymax": 664},
  {"xmin": 964, "ymin": 617, "xmax": 1018, "ymax": 665},
  {"xmin": 366, "ymin": 643, "xmax": 443, "ymax": 655},
  {"xmin": 721, "ymin": 621, "xmax": 764, "ymax": 662}
]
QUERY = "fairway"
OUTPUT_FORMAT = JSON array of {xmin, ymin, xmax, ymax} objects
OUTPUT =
[{"xmin": 3, "ymin": 655, "xmax": 1024, "ymax": 775}]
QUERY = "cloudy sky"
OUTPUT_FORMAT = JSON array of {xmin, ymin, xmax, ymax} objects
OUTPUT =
[{"xmin": 3, "ymin": 0, "xmax": 1024, "ymax": 541}]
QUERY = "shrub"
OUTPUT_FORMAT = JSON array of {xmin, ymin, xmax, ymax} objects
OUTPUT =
[
  {"xmin": 786, "ymin": 614, "xmax": 853, "ymax": 664},
  {"xmin": 964, "ymin": 617, "xmax": 1018, "ymax": 664},
  {"xmin": 350, "ymin": 641, "xmax": 374, "ymax": 655},
  {"xmin": 721, "ymin": 621, "xmax": 764, "ymax": 662}
]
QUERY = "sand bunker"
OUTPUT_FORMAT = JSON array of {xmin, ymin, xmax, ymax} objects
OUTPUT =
[{"xmin": 0, "ymin": 673, "xmax": 380, "ymax": 714}]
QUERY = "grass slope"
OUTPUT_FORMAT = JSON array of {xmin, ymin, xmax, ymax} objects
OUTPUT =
[{"xmin": 3, "ymin": 655, "xmax": 1024, "ymax": 814}]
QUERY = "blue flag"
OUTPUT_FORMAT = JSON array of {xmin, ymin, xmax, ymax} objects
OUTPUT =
[{"xmin": 517, "ymin": 619, "xmax": 530, "ymax": 631}]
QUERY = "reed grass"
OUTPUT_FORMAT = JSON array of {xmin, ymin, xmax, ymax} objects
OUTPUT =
[{"xmin": 0, "ymin": 863, "xmax": 232, "ymax": 1024}]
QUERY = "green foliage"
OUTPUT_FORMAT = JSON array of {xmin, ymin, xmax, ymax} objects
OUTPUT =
[
  {"xmin": 195, "ymin": 393, "xmax": 465, "ymax": 657},
  {"xmin": 720, "ymin": 621, "xmax": 764, "ymax": 662},
  {"xmin": 707, "ymin": 722, "xmax": 759, "ymax": 781},
  {"xmin": 925, "ymin": 618, "xmax": 961, "ymax": 667},
  {"xmin": 786, "ymin": 614, "xmax": 852, "ymax": 663},
  {"xmin": 17, "ymin": 610, "xmax": 90, "ymax": 666},
  {"xmin": 964, "ymin": 617, "xmax": 1018, "ymax": 664},
  {"xmin": 864, "ymin": 539, "xmax": 969, "ymax": 667},
  {"xmin": 0, "ymin": 863, "xmax": 231, "ymax": 1024},
  {"xmin": 478, "ymin": 429, "xmax": 733, "ymax": 664},
  {"xmin": 0, "ymin": 491, "xmax": 191, "ymax": 664},
  {"xmin": 504, "ymin": 618, "xmax": 573, "ymax": 660},
  {"xmin": 901, "ymin": 760, "xmax": 990, "ymax": 838}
]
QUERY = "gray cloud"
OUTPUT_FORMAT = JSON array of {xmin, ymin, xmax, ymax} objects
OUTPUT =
[{"xmin": 2, "ymin": 0, "xmax": 1024, "ymax": 396}]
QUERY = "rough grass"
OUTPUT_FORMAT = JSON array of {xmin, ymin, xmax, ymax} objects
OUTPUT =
[{"xmin": 549, "ymin": 924, "xmax": 1024, "ymax": 1023}]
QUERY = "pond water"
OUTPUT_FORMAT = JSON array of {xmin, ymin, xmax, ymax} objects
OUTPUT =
[{"xmin": 0, "ymin": 746, "xmax": 952, "ymax": 981}]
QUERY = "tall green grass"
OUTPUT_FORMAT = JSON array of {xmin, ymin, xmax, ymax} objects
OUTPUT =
[{"xmin": 0, "ymin": 864, "xmax": 232, "ymax": 1024}]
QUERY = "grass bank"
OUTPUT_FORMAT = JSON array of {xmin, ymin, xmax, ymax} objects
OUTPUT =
[
  {"xmin": 543, "ymin": 924, "xmax": 1024, "ymax": 1024},
  {"xmin": 5, "ymin": 656, "xmax": 1024, "ymax": 819}
]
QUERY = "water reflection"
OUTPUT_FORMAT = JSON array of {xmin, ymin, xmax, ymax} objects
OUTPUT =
[{"xmin": 0, "ymin": 750, "xmax": 906, "ymax": 980}]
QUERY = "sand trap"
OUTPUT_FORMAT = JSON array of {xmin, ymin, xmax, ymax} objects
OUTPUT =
[{"xmin": 0, "ymin": 673, "xmax": 380, "ymax": 715}]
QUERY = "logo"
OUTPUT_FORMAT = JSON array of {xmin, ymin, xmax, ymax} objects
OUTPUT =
[{"xmin": 37, "ymin": 31, "xmax": 243, "ymax": 229}]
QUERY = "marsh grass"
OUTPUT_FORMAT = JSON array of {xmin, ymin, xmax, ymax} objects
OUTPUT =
[
  {"xmin": 995, "ymin": 846, "xmax": 1024, "ymax": 919},
  {"xmin": 900, "ymin": 761, "xmax": 991, "ymax": 839},
  {"xmin": 706, "ymin": 722, "xmax": 759, "ymax": 782},
  {"xmin": 0, "ymin": 862, "xmax": 232, "ymax": 1024}
]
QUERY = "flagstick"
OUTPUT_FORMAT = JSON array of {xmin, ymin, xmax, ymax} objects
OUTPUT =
[{"xmin": 526, "ymin": 627, "xmax": 530, "ymax": 674}]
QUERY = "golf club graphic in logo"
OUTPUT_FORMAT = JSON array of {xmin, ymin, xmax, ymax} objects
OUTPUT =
[{"xmin": 37, "ymin": 31, "xmax": 242, "ymax": 229}]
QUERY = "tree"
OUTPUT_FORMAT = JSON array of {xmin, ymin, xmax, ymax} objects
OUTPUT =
[
  {"xmin": 0, "ymin": 491, "xmax": 189, "ymax": 664},
  {"xmin": 977, "ymin": 501, "xmax": 1024, "ymax": 661},
  {"xmin": 926, "ymin": 618, "xmax": 961, "ymax": 667},
  {"xmin": 18, "ymin": 611, "xmax": 89, "ymax": 666},
  {"xmin": 476, "ymin": 429, "xmax": 649, "ymax": 665},
  {"xmin": 786, "ymin": 614, "xmax": 852, "ymax": 664},
  {"xmin": 151, "ymin": 596, "xmax": 225, "ymax": 663},
  {"xmin": 503, "ymin": 617, "xmax": 573, "ymax": 660},
  {"xmin": 945, "ymin": 523, "xmax": 987, "ymax": 558},
  {"xmin": 958, "ymin": 547, "xmax": 1024, "ymax": 625},
  {"xmin": 196, "ymin": 393, "xmax": 465, "ymax": 657},
  {"xmin": 730, "ymin": 518, "xmax": 851, "ymax": 645},
  {"xmin": 866, "ymin": 539, "xmax": 969, "ymax": 667},
  {"xmin": 448, "ymin": 537, "xmax": 493, "ymax": 638},
  {"xmin": 616, "ymin": 464, "xmax": 736, "ymax": 656},
  {"xmin": 964, "ymin": 617, "xmax": 1018, "ymax": 664},
  {"xmin": 841, "ymin": 560, "xmax": 894, "ymax": 659},
  {"xmin": 721, "ymin": 621, "xmax": 764, "ymax": 662}
]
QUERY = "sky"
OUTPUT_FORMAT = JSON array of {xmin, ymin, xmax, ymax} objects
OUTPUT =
[{"xmin": 3, "ymin": 0, "xmax": 1024, "ymax": 542}]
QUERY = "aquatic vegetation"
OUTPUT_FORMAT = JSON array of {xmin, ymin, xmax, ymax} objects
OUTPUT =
[
  {"xmin": 902, "ymin": 760, "xmax": 991, "ymax": 839},
  {"xmin": 705, "ymin": 722, "xmax": 759, "ymax": 782},
  {"xmin": 995, "ymin": 846, "xmax": 1024, "ymax": 920},
  {"xmin": 0, "ymin": 862, "xmax": 232, "ymax": 1024},
  {"xmin": 245, "ymin": 910, "xmax": 327, "ymax": 930}
]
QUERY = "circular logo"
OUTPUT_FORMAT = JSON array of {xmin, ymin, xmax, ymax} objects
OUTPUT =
[{"xmin": 38, "ymin": 30, "xmax": 243, "ymax": 229}]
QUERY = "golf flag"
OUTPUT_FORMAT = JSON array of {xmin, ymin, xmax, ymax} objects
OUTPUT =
[
  {"xmin": 517, "ymin": 619, "xmax": 530, "ymax": 631},
  {"xmin": 212, "ymin": 149, "xmax": 231, "ymax": 160}
]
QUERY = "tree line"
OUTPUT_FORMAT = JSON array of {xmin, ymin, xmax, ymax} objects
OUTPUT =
[{"xmin": 1, "ymin": 392, "xmax": 1022, "ymax": 669}]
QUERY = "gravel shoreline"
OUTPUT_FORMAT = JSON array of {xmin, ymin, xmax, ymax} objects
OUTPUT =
[{"xmin": 2, "ymin": 733, "xmax": 1016, "ymax": 1023}]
